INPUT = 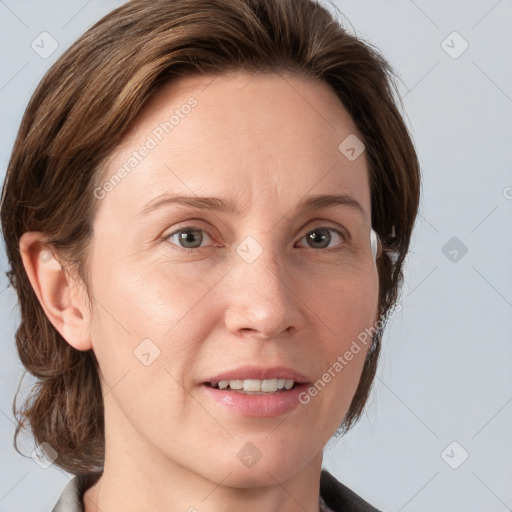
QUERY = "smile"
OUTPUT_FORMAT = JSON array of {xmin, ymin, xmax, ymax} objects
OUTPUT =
[{"xmin": 209, "ymin": 378, "xmax": 296, "ymax": 393}]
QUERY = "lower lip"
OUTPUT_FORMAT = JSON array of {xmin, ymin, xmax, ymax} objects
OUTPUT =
[{"xmin": 201, "ymin": 383, "xmax": 309, "ymax": 417}]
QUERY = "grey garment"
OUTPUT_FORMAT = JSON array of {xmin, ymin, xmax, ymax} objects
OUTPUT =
[
  {"xmin": 51, "ymin": 469, "xmax": 381, "ymax": 512},
  {"xmin": 319, "ymin": 470, "xmax": 383, "ymax": 512},
  {"xmin": 51, "ymin": 477, "xmax": 84, "ymax": 512}
]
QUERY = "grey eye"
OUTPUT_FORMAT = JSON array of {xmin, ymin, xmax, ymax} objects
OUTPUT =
[
  {"xmin": 166, "ymin": 228, "xmax": 211, "ymax": 249},
  {"xmin": 299, "ymin": 228, "xmax": 345, "ymax": 250}
]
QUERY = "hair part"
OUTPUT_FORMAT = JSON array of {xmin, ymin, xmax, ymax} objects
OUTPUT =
[{"xmin": 1, "ymin": 0, "xmax": 420, "ymax": 475}]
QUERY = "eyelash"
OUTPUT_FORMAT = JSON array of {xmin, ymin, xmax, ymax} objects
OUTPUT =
[{"xmin": 162, "ymin": 224, "xmax": 348, "ymax": 254}]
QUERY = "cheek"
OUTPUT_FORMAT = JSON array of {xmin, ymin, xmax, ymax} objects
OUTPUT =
[
  {"xmin": 92, "ymin": 257, "xmax": 221, "ymax": 338},
  {"xmin": 87, "ymin": 259, "xmax": 226, "ymax": 394},
  {"xmin": 302, "ymin": 269, "xmax": 378, "ymax": 408},
  {"xmin": 87, "ymin": 268, "xmax": 206, "ymax": 443},
  {"xmin": 306, "ymin": 266, "xmax": 379, "ymax": 339}
]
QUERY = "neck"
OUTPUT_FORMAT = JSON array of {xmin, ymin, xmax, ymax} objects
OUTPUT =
[
  {"xmin": 83, "ymin": 388, "xmax": 323, "ymax": 512},
  {"xmin": 83, "ymin": 408, "xmax": 325, "ymax": 512},
  {"xmin": 83, "ymin": 458, "xmax": 324, "ymax": 512}
]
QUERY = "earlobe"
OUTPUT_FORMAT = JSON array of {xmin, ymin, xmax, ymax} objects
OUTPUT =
[{"xmin": 19, "ymin": 231, "xmax": 93, "ymax": 351}]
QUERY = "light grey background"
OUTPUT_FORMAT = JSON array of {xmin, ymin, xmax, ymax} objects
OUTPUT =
[{"xmin": 1, "ymin": 1, "xmax": 511, "ymax": 511}]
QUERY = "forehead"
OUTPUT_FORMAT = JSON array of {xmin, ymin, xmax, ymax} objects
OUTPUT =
[{"xmin": 95, "ymin": 71, "xmax": 371, "ymax": 221}]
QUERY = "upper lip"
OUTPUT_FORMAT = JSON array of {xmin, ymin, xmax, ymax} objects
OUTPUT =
[{"xmin": 204, "ymin": 365, "xmax": 310, "ymax": 384}]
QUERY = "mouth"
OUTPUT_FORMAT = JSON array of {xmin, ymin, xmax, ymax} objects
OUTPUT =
[
  {"xmin": 204, "ymin": 378, "xmax": 298, "ymax": 394},
  {"xmin": 201, "ymin": 378, "xmax": 310, "ymax": 417},
  {"xmin": 200, "ymin": 365, "xmax": 310, "ymax": 416}
]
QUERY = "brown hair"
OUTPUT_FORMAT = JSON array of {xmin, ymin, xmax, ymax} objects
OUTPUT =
[{"xmin": 0, "ymin": 0, "xmax": 420, "ymax": 476}]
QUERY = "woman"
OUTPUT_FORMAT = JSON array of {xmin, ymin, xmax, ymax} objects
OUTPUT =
[{"xmin": 0, "ymin": 0, "xmax": 420, "ymax": 511}]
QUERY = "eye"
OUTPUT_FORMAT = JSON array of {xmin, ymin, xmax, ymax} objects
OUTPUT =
[
  {"xmin": 296, "ymin": 227, "xmax": 347, "ymax": 250},
  {"xmin": 163, "ymin": 225, "xmax": 347, "ymax": 253},
  {"xmin": 164, "ymin": 226, "xmax": 214, "ymax": 251}
]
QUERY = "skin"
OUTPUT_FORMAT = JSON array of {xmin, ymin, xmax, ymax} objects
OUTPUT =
[{"xmin": 20, "ymin": 71, "xmax": 380, "ymax": 512}]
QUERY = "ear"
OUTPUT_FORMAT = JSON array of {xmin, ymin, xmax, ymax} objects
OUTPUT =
[{"xmin": 19, "ymin": 231, "xmax": 93, "ymax": 351}]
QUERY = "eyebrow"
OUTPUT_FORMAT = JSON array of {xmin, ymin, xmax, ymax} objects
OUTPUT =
[{"xmin": 138, "ymin": 192, "xmax": 367, "ymax": 220}]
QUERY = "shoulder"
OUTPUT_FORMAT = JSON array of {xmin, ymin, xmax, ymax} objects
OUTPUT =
[
  {"xmin": 51, "ymin": 474, "xmax": 99, "ymax": 512},
  {"xmin": 320, "ymin": 469, "xmax": 384, "ymax": 512}
]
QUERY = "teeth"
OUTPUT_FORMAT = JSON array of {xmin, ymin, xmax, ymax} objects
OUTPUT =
[
  {"xmin": 212, "ymin": 378, "xmax": 296, "ymax": 392},
  {"xmin": 229, "ymin": 379, "xmax": 243, "ymax": 390},
  {"xmin": 284, "ymin": 380, "xmax": 294, "ymax": 390},
  {"xmin": 244, "ymin": 379, "xmax": 262, "ymax": 392},
  {"xmin": 261, "ymin": 379, "xmax": 278, "ymax": 392}
]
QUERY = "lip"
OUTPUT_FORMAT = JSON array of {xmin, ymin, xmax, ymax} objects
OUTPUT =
[
  {"xmin": 203, "ymin": 365, "xmax": 309, "ymax": 385},
  {"xmin": 201, "ymin": 382, "xmax": 310, "ymax": 417},
  {"xmin": 200, "ymin": 365, "xmax": 311, "ymax": 418}
]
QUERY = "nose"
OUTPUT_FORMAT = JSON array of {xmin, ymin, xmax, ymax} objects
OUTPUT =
[{"xmin": 223, "ymin": 240, "xmax": 306, "ymax": 340}]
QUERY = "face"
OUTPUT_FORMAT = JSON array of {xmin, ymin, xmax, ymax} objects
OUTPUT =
[{"xmin": 83, "ymin": 71, "xmax": 379, "ymax": 487}]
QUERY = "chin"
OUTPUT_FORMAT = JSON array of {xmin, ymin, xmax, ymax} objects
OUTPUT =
[
  {"xmin": 203, "ymin": 447, "xmax": 314, "ymax": 489},
  {"xmin": 216, "ymin": 465, "xmax": 298, "ymax": 489}
]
